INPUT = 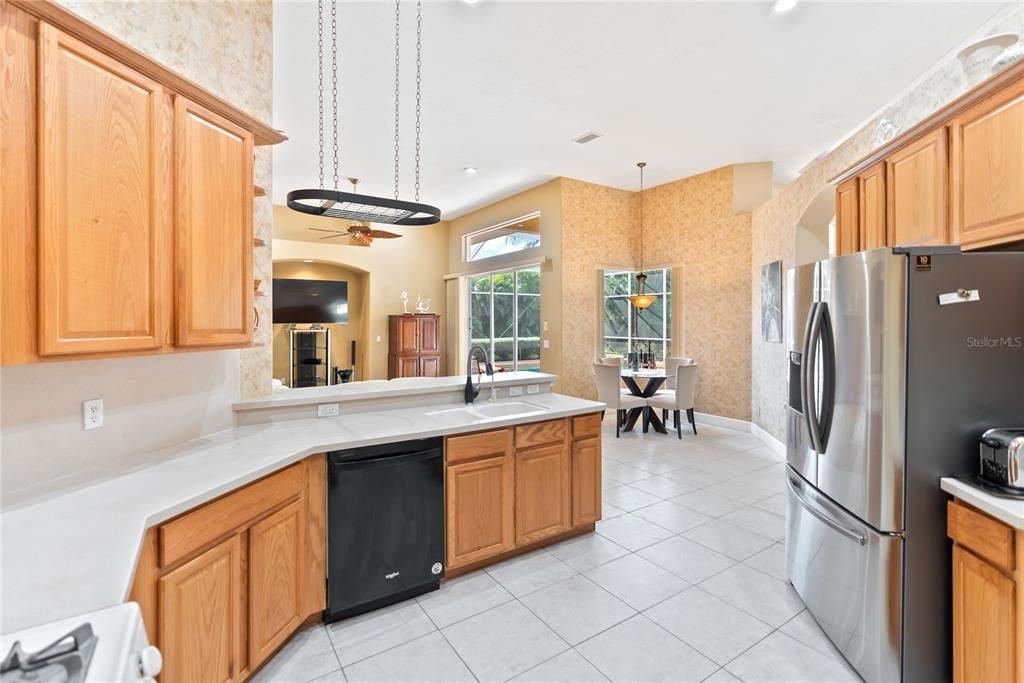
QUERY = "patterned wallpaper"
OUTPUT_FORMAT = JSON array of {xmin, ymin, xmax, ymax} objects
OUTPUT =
[
  {"xmin": 750, "ymin": 6, "xmax": 1024, "ymax": 441},
  {"xmin": 558, "ymin": 170, "xmax": 753, "ymax": 422}
]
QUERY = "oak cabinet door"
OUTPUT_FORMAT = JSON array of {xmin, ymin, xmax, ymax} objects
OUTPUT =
[
  {"xmin": 397, "ymin": 316, "xmax": 419, "ymax": 354},
  {"xmin": 515, "ymin": 443, "xmax": 570, "ymax": 545},
  {"xmin": 446, "ymin": 454, "xmax": 514, "ymax": 569},
  {"xmin": 249, "ymin": 499, "xmax": 305, "ymax": 669},
  {"xmin": 37, "ymin": 24, "xmax": 164, "ymax": 356},
  {"xmin": 886, "ymin": 128, "xmax": 949, "ymax": 247},
  {"xmin": 418, "ymin": 316, "xmax": 440, "ymax": 354},
  {"xmin": 160, "ymin": 534, "xmax": 242, "ymax": 683},
  {"xmin": 952, "ymin": 545, "xmax": 1016, "ymax": 683},
  {"xmin": 420, "ymin": 356, "xmax": 441, "ymax": 377},
  {"xmin": 835, "ymin": 178, "xmax": 860, "ymax": 256},
  {"xmin": 571, "ymin": 436, "xmax": 602, "ymax": 527},
  {"xmin": 951, "ymin": 80, "xmax": 1024, "ymax": 250},
  {"xmin": 859, "ymin": 163, "xmax": 888, "ymax": 251},
  {"xmin": 174, "ymin": 97, "xmax": 253, "ymax": 347}
]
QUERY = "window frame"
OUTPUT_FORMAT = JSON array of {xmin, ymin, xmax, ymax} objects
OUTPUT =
[
  {"xmin": 463, "ymin": 211, "xmax": 542, "ymax": 263},
  {"xmin": 468, "ymin": 265, "xmax": 541, "ymax": 372},
  {"xmin": 602, "ymin": 267, "xmax": 672, "ymax": 363}
]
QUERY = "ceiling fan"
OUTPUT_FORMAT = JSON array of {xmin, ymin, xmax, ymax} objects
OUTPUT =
[{"xmin": 308, "ymin": 178, "xmax": 403, "ymax": 247}]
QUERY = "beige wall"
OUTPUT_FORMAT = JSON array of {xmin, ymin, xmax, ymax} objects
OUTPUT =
[
  {"xmin": 750, "ymin": 6, "xmax": 1024, "ymax": 442},
  {"xmin": 273, "ymin": 206, "xmax": 450, "ymax": 380},
  {"xmin": 271, "ymin": 262, "xmax": 368, "ymax": 384},
  {"xmin": 446, "ymin": 180, "xmax": 564, "ymax": 387},
  {"xmin": 1, "ymin": 0, "xmax": 272, "ymax": 502}
]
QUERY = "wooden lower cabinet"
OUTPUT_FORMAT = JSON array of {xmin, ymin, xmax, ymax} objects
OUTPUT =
[
  {"xmin": 160, "ymin": 534, "xmax": 243, "ymax": 683},
  {"xmin": 445, "ymin": 453, "xmax": 515, "ymax": 569},
  {"xmin": 131, "ymin": 455, "xmax": 326, "ymax": 682},
  {"xmin": 947, "ymin": 498, "xmax": 1023, "ymax": 683},
  {"xmin": 445, "ymin": 414, "xmax": 602, "ymax": 572},
  {"xmin": 515, "ymin": 443, "xmax": 570, "ymax": 545}
]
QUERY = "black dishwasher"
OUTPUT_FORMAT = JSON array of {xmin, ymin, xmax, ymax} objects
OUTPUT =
[{"xmin": 324, "ymin": 438, "xmax": 444, "ymax": 623}]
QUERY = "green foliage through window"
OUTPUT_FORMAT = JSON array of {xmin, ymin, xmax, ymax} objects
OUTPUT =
[
  {"xmin": 602, "ymin": 268, "xmax": 672, "ymax": 362},
  {"xmin": 469, "ymin": 266, "xmax": 541, "ymax": 371}
]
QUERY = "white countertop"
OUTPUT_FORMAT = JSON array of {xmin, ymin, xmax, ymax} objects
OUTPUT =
[
  {"xmin": 233, "ymin": 372, "xmax": 556, "ymax": 411},
  {"xmin": 941, "ymin": 477, "xmax": 1024, "ymax": 530},
  {"xmin": 0, "ymin": 392, "xmax": 603, "ymax": 633}
]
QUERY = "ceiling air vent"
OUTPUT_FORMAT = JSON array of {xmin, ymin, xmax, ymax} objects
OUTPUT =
[{"xmin": 571, "ymin": 131, "xmax": 603, "ymax": 145}]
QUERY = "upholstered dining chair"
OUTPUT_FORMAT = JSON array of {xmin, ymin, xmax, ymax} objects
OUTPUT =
[
  {"xmin": 649, "ymin": 363, "xmax": 699, "ymax": 438},
  {"xmin": 594, "ymin": 363, "xmax": 647, "ymax": 437},
  {"xmin": 600, "ymin": 355, "xmax": 623, "ymax": 366}
]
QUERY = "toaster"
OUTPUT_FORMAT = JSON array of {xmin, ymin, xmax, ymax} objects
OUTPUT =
[{"xmin": 979, "ymin": 428, "xmax": 1024, "ymax": 489}]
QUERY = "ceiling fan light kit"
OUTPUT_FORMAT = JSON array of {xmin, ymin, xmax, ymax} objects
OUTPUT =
[{"xmin": 287, "ymin": 0, "xmax": 440, "ymax": 231}]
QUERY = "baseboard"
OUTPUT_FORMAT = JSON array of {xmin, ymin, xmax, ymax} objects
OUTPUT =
[{"xmin": 693, "ymin": 411, "xmax": 785, "ymax": 457}]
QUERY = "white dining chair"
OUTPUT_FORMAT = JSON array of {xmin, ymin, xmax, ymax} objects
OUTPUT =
[
  {"xmin": 649, "ymin": 363, "xmax": 699, "ymax": 438},
  {"xmin": 594, "ymin": 363, "xmax": 647, "ymax": 438},
  {"xmin": 600, "ymin": 355, "xmax": 623, "ymax": 366}
]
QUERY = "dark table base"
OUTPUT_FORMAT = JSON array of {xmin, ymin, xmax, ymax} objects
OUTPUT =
[{"xmin": 620, "ymin": 375, "xmax": 668, "ymax": 435}]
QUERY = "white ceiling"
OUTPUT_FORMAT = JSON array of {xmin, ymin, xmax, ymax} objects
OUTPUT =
[{"xmin": 272, "ymin": 0, "xmax": 1010, "ymax": 220}]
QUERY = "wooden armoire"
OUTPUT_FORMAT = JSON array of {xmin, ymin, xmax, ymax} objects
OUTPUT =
[{"xmin": 387, "ymin": 314, "xmax": 442, "ymax": 378}]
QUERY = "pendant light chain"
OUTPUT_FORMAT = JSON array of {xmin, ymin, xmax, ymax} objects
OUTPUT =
[
  {"xmin": 414, "ymin": 0, "xmax": 423, "ymax": 202},
  {"xmin": 638, "ymin": 162, "xmax": 646, "ymax": 272},
  {"xmin": 392, "ymin": 0, "xmax": 401, "ymax": 200},
  {"xmin": 330, "ymin": 0, "xmax": 339, "ymax": 190},
  {"xmin": 317, "ymin": 0, "xmax": 324, "ymax": 189}
]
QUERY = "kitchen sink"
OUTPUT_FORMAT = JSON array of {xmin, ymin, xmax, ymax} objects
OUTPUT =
[{"xmin": 426, "ymin": 400, "xmax": 549, "ymax": 421}]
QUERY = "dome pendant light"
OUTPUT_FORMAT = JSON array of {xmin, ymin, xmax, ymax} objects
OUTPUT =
[
  {"xmin": 287, "ymin": 0, "xmax": 440, "ymax": 226},
  {"xmin": 629, "ymin": 162, "xmax": 657, "ymax": 310}
]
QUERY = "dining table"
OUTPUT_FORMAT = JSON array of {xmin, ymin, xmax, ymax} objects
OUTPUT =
[{"xmin": 619, "ymin": 368, "xmax": 669, "ymax": 434}]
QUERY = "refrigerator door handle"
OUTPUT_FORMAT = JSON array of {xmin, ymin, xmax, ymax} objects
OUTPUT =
[
  {"xmin": 817, "ymin": 303, "xmax": 837, "ymax": 453},
  {"xmin": 787, "ymin": 473, "xmax": 866, "ymax": 545},
  {"xmin": 802, "ymin": 302, "xmax": 824, "ymax": 453}
]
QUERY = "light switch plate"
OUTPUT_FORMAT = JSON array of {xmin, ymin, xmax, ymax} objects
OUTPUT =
[
  {"xmin": 83, "ymin": 398, "xmax": 103, "ymax": 430},
  {"xmin": 526, "ymin": 384, "xmax": 540, "ymax": 395},
  {"xmin": 543, "ymin": 339, "xmax": 550, "ymax": 349},
  {"xmin": 509, "ymin": 386, "xmax": 524, "ymax": 397},
  {"xmin": 317, "ymin": 403, "xmax": 340, "ymax": 418}
]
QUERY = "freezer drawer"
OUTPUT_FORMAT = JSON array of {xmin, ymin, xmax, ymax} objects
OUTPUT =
[{"xmin": 786, "ymin": 468, "xmax": 903, "ymax": 683}]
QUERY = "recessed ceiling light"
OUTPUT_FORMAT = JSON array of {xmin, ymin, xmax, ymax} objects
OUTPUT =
[
  {"xmin": 462, "ymin": 0, "xmax": 480, "ymax": 4},
  {"xmin": 303, "ymin": 259, "xmax": 314, "ymax": 263},
  {"xmin": 463, "ymin": 166, "xmax": 478, "ymax": 175},
  {"xmin": 769, "ymin": 0, "xmax": 798, "ymax": 14}
]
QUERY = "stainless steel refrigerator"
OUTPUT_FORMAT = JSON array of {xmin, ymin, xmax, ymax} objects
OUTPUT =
[{"xmin": 784, "ymin": 246, "xmax": 1024, "ymax": 683}]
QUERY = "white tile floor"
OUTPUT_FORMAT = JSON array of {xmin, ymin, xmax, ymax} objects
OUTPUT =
[{"xmin": 253, "ymin": 418, "xmax": 863, "ymax": 683}]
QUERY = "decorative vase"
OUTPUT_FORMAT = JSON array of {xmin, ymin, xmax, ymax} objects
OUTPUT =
[
  {"xmin": 992, "ymin": 39, "xmax": 1024, "ymax": 75},
  {"xmin": 958, "ymin": 33, "xmax": 1019, "ymax": 87}
]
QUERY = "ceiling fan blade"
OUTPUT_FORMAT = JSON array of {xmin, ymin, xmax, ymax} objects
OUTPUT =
[
  {"xmin": 319, "ymin": 233, "xmax": 346, "ymax": 240},
  {"xmin": 368, "ymin": 230, "xmax": 402, "ymax": 239},
  {"xmin": 309, "ymin": 227, "xmax": 346, "ymax": 234}
]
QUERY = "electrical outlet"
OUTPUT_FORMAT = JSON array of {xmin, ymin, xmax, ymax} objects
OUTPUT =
[
  {"xmin": 376, "ymin": 336, "xmax": 382, "ymax": 342},
  {"xmin": 317, "ymin": 403, "xmax": 340, "ymax": 418},
  {"xmin": 83, "ymin": 398, "xmax": 103, "ymax": 430},
  {"xmin": 509, "ymin": 386, "xmax": 524, "ymax": 397},
  {"xmin": 543, "ymin": 321, "xmax": 549, "ymax": 332},
  {"xmin": 543, "ymin": 339, "xmax": 550, "ymax": 349},
  {"xmin": 526, "ymin": 384, "xmax": 540, "ymax": 395}
]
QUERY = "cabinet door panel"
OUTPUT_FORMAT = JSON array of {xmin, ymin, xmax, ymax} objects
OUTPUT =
[
  {"xmin": 515, "ymin": 443, "xmax": 570, "ymax": 545},
  {"xmin": 37, "ymin": 23, "xmax": 163, "ymax": 355},
  {"xmin": 249, "ymin": 499, "xmax": 305, "ymax": 669},
  {"xmin": 397, "ymin": 356, "xmax": 419, "ymax": 378},
  {"xmin": 835, "ymin": 178, "xmax": 860, "ymax": 256},
  {"xmin": 420, "ymin": 355, "xmax": 441, "ymax": 377},
  {"xmin": 859, "ymin": 163, "xmax": 888, "ymax": 250},
  {"xmin": 174, "ymin": 97, "xmax": 253, "ymax": 347},
  {"xmin": 160, "ymin": 535, "xmax": 242, "ymax": 683},
  {"xmin": 572, "ymin": 436, "xmax": 602, "ymax": 527},
  {"xmin": 397, "ymin": 316, "xmax": 419, "ymax": 353},
  {"xmin": 886, "ymin": 129, "xmax": 949, "ymax": 247},
  {"xmin": 952, "ymin": 545, "xmax": 1016, "ymax": 683},
  {"xmin": 951, "ymin": 81, "xmax": 1024, "ymax": 249},
  {"xmin": 446, "ymin": 454, "xmax": 514, "ymax": 569},
  {"xmin": 418, "ymin": 316, "xmax": 440, "ymax": 353}
]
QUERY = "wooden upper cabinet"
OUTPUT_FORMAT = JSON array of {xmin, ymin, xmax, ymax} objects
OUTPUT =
[
  {"xmin": 36, "ymin": 24, "xmax": 165, "ymax": 356},
  {"xmin": 174, "ymin": 97, "xmax": 254, "ymax": 347},
  {"xmin": 859, "ymin": 163, "xmax": 889, "ymax": 251},
  {"xmin": 951, "ymin": 78, "xmax": 1024, "ymax": 250},
  {"xmin": 160, "ymin": 534, "xmax": 243, "ymax": 683},
  {"xmin": 835, "ymin": 177, "xmax": 860, "ymax": 256},
  {"xmin": 571, "ymin": 436, "xmax": 602, "ymax": 527},
  {"xmin": 249, "ymin": 499, "xmax": 305, "ymax": 670},
  {"xmin": 515, "ymin": 442, "xmax": 570, "ymax": 545},
  {"xmin": 886, "ymin": 128, "xmax": 949, "ymax": 247}
]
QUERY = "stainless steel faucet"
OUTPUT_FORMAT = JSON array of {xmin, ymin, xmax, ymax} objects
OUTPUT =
[{"xmin": 465, "ymin": 345, "xmax": 494, "ymax": 404}]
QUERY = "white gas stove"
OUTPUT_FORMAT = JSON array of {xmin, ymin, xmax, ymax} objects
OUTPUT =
[{"xmin": 0, "ymin": 603, "xmax": 160, "ymax": 683}]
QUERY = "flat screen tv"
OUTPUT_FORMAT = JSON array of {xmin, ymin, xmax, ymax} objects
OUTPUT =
[{"xmin": 273, "ymin": 278, "xmax": 348, "ymax": 324}]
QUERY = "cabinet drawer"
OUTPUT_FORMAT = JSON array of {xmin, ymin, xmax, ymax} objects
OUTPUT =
[
  {"xmin": 572, "ymin": 414, "xmax": 601, "ymax": 441},
  {"xmin": 446, "ymin": 428, "xmax": 512, "ymax": 465},
  {"xmin": 515, "ymin": 419, "xmax": 567, "ymax": 450},
  {"xmin": 947, "ymin": 500, "xmax": 1015, "ymax": 572},
  {"xmin": 160, "ymin": 464, "xmax": 305, "ymax": 567}
]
